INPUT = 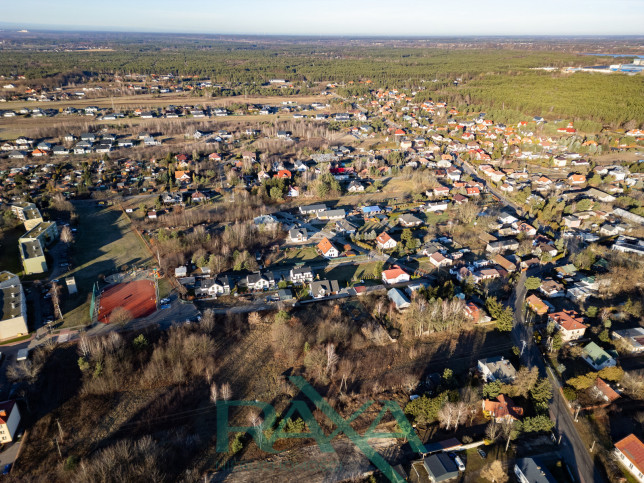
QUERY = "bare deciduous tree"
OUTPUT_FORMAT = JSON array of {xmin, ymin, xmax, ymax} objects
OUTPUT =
[
  {"xmin": 110, "ymin": 306, "xmax": 133, "ymax": 326},
  {"xmin": 210, "ymin": 383, "xmax": 218, "ymax": 403},
  {"xmin": 220, "ymin": 382, "xmax": 232, "ymax": 401},
  {"xmin": 481, "ymin": 460, "xmax": 508, "ymax": 483}
]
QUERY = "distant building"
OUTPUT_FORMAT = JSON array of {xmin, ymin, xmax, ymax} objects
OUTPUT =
[
  {"xmin": 0, "ymin": 272, "xmax": 29, "ymax": 341},
  {"xmin": 612, "ymin": 328, "xmax": 644, "ymax": 353},
  {"xmin": 582, "ymin": 342, "xmax": 616, "ymax": 371}
]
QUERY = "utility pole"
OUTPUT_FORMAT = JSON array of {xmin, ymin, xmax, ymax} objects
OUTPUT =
[
  {"xmin": 590, "ymin": 440, "xmax": 596, "ymax": 452},
  {"xmin": 520, "ymin": 340, "xmax": 527, "ymax": 356},
  {"xmin": 574, "ymin": 405, "xmax": 581, "ymax": 422},
  {"xmin": 54, "ymin": 438, "xmax": 62, "ymax": 459}
]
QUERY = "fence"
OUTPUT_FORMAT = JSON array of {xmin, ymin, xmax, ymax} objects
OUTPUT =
[{"xmin": 89, "ymin": 281, "xmax": 100, "ymax": 324}]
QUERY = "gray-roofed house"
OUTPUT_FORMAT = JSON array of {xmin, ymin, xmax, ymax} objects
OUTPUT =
[
  {"xmin": 246, "ymin": 271, "xmax": 275, "ymax": 291},
  {"xmin": 423, "ymin": 453, "xmax": 459, "ymax": 482},
  {"xmin": 288, "ymin": 227, "xmax": 308, "ymax": 243},
  {"xmin": 478, "ymin": 356, "xmax": 517, "ymax": 383},
  {"xmin": 398, "ymin": 213, "xmax": 423, "ymax": 227},
  {"xmin": 612, "ymin": 328, "xmax": 644, "ymax": 353},
  {"xmin": 514, "ymin": 457, "xmax": 557, "ymax": 483},
  {"xmin": 290, "ymin": 266, "xmax": 314, "ymax": 285},
  {"xmin": 387, "ymin": 288, "xmax": 411, "ymax": 311},
  {"xmin": 310, "ymin": 280, "xmax": 340, "ymax": 299}
]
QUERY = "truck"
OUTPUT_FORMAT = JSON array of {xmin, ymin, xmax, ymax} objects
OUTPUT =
[{"xmin": 16, "ymin": 349, "xmax": 29, "ymax": 362}]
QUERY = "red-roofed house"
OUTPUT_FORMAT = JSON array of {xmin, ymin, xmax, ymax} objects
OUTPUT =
[
  {"xmin": 376, "ymin": 232, "xmax": 397, "ymax": 250},
  {"xmin": 394, "ymin": 129, "xmax": 406, "ymax": 137},
  {"xmin": 526, "ymin": 294, "xmax": 548, "ymax": 315},
  {"xmin": 275, "ymin": 169, "xmax": 292, "ymax": 179},
  {"xmin": 615, "ymin": 434, "xmax": 644, "ymax": 482},
  {"xmin": 568, "ymin": 174, "xmax": 586, "ymax": 185},
  {"xmin": 317, "ymin": 237, "xmax": 339, "ymax": 258},
  {"xmin": 594, "ymin": 378, "xmax": 620, "ymax": 404},
  {"xmin": 548, "ymin": 310, "xmax": 587, "ymax": 342},
  {"xmin": 429, "ymin": 252, "xmax": 452, "ymax": 268},
  {"xmin": 482, "ymin": 395, "xmax": 523, "ymax": 422},
  {"xmin": 382, "ymin": 265, "xmax": 410, "ymax": 285},
  {"xmin": 0, "ymin": 400, "xmax": 21, "ymax": 443}
]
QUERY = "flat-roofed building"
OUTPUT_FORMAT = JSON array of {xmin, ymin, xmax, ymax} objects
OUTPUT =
[
  {"xmin": 0, "ymin": 272, "xmax": 29, "ymax": 340},
  {"xmin": 19, "ymin": 239, "xmax": 47, "ymax": 274},
  {"xmin": 20, "ymin": 221, "xmax": 58, "ymax": 246}
]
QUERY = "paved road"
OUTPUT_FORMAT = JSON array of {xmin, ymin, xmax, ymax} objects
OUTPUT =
[{"xmin": 510, "ymin": 270, "xmax": 605, "ymax": 483}]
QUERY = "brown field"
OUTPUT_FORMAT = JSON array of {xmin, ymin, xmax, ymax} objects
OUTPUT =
[{"xmin": 0, "ymin": 93, "xmax": 329, "ymax": 111}]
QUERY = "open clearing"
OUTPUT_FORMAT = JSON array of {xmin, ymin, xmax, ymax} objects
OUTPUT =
[{"xmin": 59, "ymin": 203, "xmax": 154, "ymax": 328}]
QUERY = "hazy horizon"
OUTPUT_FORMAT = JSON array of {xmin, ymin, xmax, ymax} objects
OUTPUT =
[{"xmin": 2, "ymin": 0, "xmax": 644, "ymax": 37}]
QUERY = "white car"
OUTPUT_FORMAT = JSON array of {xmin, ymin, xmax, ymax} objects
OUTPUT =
[{"xmin": 454, "ymin": 455, "xmax": 465, "ymax": 472}]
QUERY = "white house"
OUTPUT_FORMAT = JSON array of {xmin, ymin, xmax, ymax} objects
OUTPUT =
[
  {"xmin": 317, "ymin": 238, "xmax": 339, "ymax": 258},
  {"xmin": 582, "ymin": 342, "xmax": 616, "ymax": 371},
  {"xmin": 382, "ymin": 266, "xmax": 410, "ymax": 285},
  {"xmin": 245, "ymin": 271, "xmax": 275, "ymax": 291},
  {"xmin": 288, "ymin": 227, "xmax": 308, "ymax": 243},
  {"xmin": 548, "ymin": 310, "xmax": 587, "ymax": 342},
  {"xmin": 290, "ymin": 266, "xmax": 314, "ymax": 285},
  {"xmin": 0, "ymin": 400, "xmax": 20, "ymax": 443},
  {"xmin": 615, "ymin": 434, "xmax": 644, "ymax": 483},
  {"xmin": 376, "ymin": 232, "xmax": 397, "ymax": 250},
  {"xmin": 478, "ymin": 356, "xmax": 517, "ymax": 383}
]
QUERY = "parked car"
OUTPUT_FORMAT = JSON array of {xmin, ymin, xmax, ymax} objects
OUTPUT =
[
  {"xmin": 3, "ymin": 463, "xmax": 11, "ymax": 475},
  {"xmin": 160, "ymin": 298, "xmax": 171, "ymax": 304},
  {"xmin": 477, "ymin": 449, "xmax": 487, "ymax": 459},
  {"xmin": 454, "ymin": 455, "xmax": 465, "ymax": 472}
]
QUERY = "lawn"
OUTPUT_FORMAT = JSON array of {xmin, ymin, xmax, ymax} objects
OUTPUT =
[
  {"xmin": 270, "ymin": 246, "xmax": 324, "ymax": 267},
  {"xmin": 324, "ymin": 261, "xmax": 380, "ymax": 283},
  {"xmin": 59, "ymin": 203, "xmax": 154, "ymax": 328}
]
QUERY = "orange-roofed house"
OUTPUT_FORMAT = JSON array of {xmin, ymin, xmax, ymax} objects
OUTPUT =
[
  {"xmin": 174, "ymin": 170, "xmax": 191, "ymax": 182},
  {"xmin": 394, "ymin": 129, "xmax": 406, "ymax": 137},
  {"xmin": 482, "ymin": 395, "xmax": 524, "ymax": 422},
  {"xmin": 275, "ymin": 169, "xmax": 292, "ymax": 179},
  {"xmin": 317, "ymin": 237, "xmax": 339, "ymax": 258},
  {"xmin": 526, "ymin": 294, "xmax": 548, "ymax": 316},
  {"xmin": 615, "ymin": 434, "xmax": 644, "ymax": 482},
  {"xmin": 382, "ymin": 265, "xmax": 410, "ymax": 285},
  {"xmin": 568, "ymin": 174, "xmax": 586, "ymax": 185},
  {"xmin": 594, "ymin": 378, "xmax": 620, "ymax": 404},
  {"xmin": 548, "ymin": 310, "xmax": 587, "ymax": 342},
  {"xmin": 376, "ymin": 232, "xmax": 397, "ymax": 250}
]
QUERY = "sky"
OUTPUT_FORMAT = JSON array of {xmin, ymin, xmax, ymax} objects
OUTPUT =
[{"xmin": 2, "ymin": 0, "xmax": 644, "ymax": 36}]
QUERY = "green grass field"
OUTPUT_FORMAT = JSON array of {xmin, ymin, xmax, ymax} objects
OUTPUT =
[
  {"xmin": 60, "ymin": 203, "xmax": 154, "ymax": 328},
  {"xmin": 324, "ymin": 261, "xmax": 380, "ymax": 283},
  {"xmin": 271, "ymin": 246, "xmax": 324, "ymax": 266}
]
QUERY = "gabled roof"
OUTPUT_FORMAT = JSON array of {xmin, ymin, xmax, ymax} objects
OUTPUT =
[
  {"xmin": 317, "ymin": 237, "xmax": 336, "ymax": 255},
  {"xmin": 382, "ymin": 265, "xmax": 408, "ymax": 281},
  {"xmin": 549, "ymin": 310, "xmax": 587, "ymax": 331},
  {"xmin": 616, "ymin": 434, "xmax": 644, "ymax": 475},
  {"xmin": 376, "ymin": 232, "xmax": 394, "ymax": 245}
]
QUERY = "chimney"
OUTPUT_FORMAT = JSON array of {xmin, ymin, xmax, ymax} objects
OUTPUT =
[{"xmin": 0, "ymin": 410, "xmax": 6, "ymax": 418}]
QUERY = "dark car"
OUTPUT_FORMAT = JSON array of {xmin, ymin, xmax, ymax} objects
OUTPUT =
[
  {"xmin": 3, "ymin": 464, "xmax": 11, "ymax": 475},
  {"xmin": 477, "ymin": 448, "xmax": 487, "ymax": 459}
]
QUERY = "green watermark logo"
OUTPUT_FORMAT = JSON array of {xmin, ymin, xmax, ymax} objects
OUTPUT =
[{"xmin": 216, "ymin": 375, "xmax": 424, "ymax": 482}]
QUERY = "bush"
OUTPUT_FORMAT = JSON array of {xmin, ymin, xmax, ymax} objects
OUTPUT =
[
  {"xmin": 563, "ymin": 387, "xmax": 577, "ymax": 401},
  {"xmin": 230, "ymin": 433, "xmax": 244, "ymax": 454}
]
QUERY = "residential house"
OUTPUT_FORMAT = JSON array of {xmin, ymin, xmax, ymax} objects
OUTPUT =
[
  {"xmin": 539, "ymin": 279, "xmax": 565, "ymax": 298},
  {"xmin": 347, "ymin": 181, "xmax": 365, "ymax": 192},
  {"xmin": 0, "ymin": 400, "xmax": 21, "ymax": 443},
  {"xmin": 382, "ymin": 266, "xmax": 410, "ymax": 285},
  {"xmin": 478, "ymin": 356, "xmax": 517, "ymax": 383},
  {"xmin": 486, "ymin": 239, "xmax": 519, "ymax": 253},
  {"xmin": 483, "ymin": 394, "xmax": 524, "ymax": 422},
  {"xmin": 0, "ymin": 272, "xmax": 29, "ymax": 340},
  {"xmin": 422, "ymin": 453, "xmax": 459, "ymax": 483},
  {"xmin": 568, "ymin": 174, "xmax": 586, "ymax": 185},
  {"xmin": 288, "ymin": 227, "xmax": 308, "ymax": 243},
  {"xmin": 493, "ymin": 254, "xmax": 517, "ymax": 273},
  {"xmin": 612, "ymin": 328, "xmax": 644, "ymax": 353},
  {"xmin": 245, "ymin": 271, "xmax": 275, "ymax": 291},
  {"xmin": 289, "ymin": 266, "xmax": 314, "ymax": 285},
  {"xmin": 582, "ymin": 342, "xmax": 616, "ymax": 371},
  {"xmin": 317, "ymin": 209, "xmax": 345, "ymax": 221},
  {"xmin": 335, "ymin": 219, "xmax": 357, "ymax": 235},
  {"xmin": 317, "ymin": 237, "xmax": 339, "ymax": 258},
  {"xmin": 398, "ymin": 213, "xmax": 423, "ymax": 227},
  {"xmin": 514, "ymin": 458, "xmax": 557, "ymax": 483},
  {"xmin": 376, "ymin": 232, "xmax": 397, "ymax": 250},
  {"xmin": 310, "ymin": 280, "xmax": 340, "ymax": 299},
  {"xmin": 615, "ymin": 434, "xmax": 644, "ymax": 483},
  {"xmin": 526, "ymin": 294, "xmax": 548, "ymax": 316},
  {"xmin": 387, "ymin": 288, "xmax": 411, "ymax": 310},
  {"xmin": 549, "ymin": 310, "xmax": 587, "ymax": 342},
  {"xmin": 429, "ymin": 252, "xmax": 452, "ymax": 268}
]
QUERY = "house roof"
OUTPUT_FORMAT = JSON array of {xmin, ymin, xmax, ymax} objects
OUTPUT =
[
  {"xmin": 549, "ymin": 310, "xmax": 587, "ymax": 332},
  {"xmin": 382, "ymin": 266, "xmax": 408, "ymax": 281},
  {"xmin": 484, "ymin": 394, "xmax": 523, "ymax": 420},
  {"xmin": 317, "ymin": 237, "xmax": 336, "ymax": 255},
  {"xmin": 595, "ymin": 378, "xmax": 620, "ymax": 402},
  {"xmin": 583, "ymin": 342, "xmax": 613, "ymax": 365},
  {"xmin": 515, "ymin": 458, "xmax": 557, "ymax": 483},
  {"xmin": 526, "ymin": 294, "xmax": 548, "ymax": 314},
  {"xmin": 616, "ymin": 434, "xmax": 644, "ymax": 475},
  {"xmin": 376, "ymin": 232, "xmax": 394, "ymax": 245},
  {"xmin": 423, "ymin": 453, "xmax": 459, "ymax": 481}
]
